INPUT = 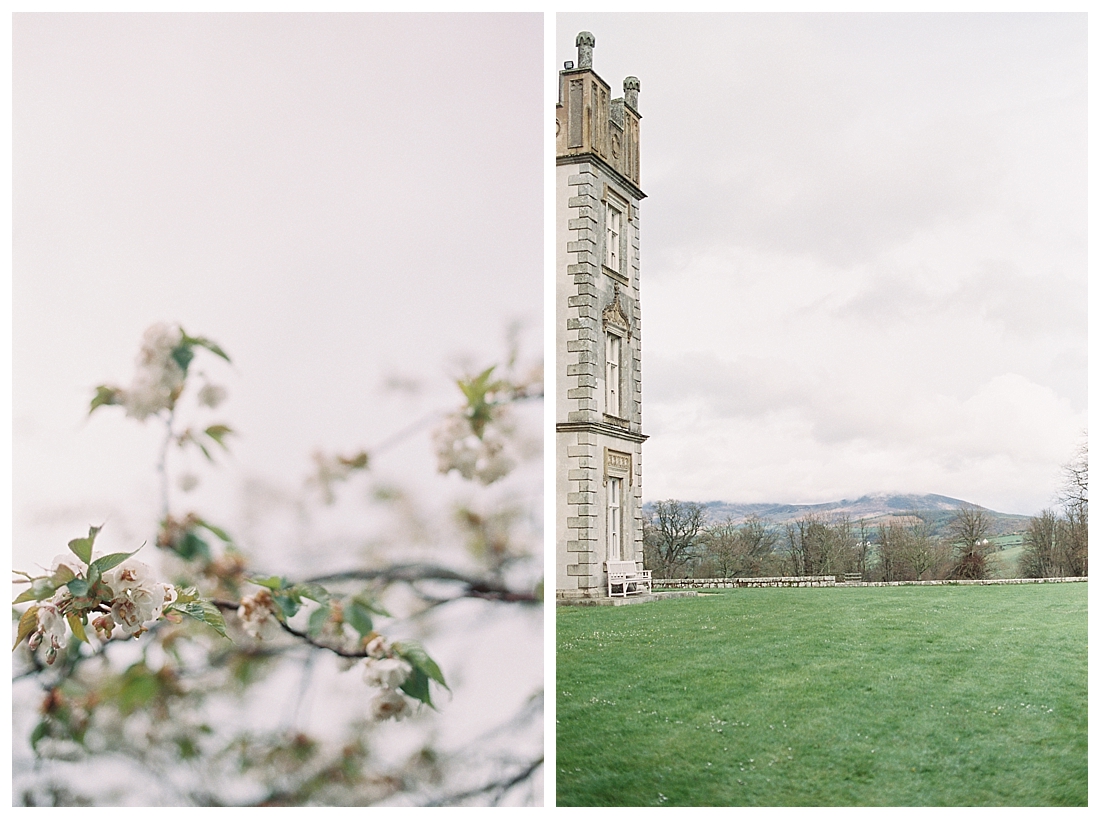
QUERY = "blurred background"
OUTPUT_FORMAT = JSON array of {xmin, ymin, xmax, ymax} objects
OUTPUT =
[{"xmin": 12, "ymin": 13, "xmax": 544, "ymax": 806}]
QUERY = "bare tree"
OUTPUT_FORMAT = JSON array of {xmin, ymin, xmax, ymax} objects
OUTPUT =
[
  {"xmin": 699, "ymin": 518, "xmax": 740, "ymax": 578},
  {"xmin": 701, "ymin": 515, "xmax": 777, "ymax": 578},
  {"xmin": 785, "ymin": 515, "xmax": 858, "ymax": 577},
  {"xmin": 1021, "ymin": 509, "xmax": 1057, "ymax": 578},
  {"xmin": 877, "ymin": 515, "xmax": 947, "ymax": 581},
  {"xmin": 644, "ymin": 500, "xmax": 706, "ymax": 578},
  {"xmin": 1056, "ymin": 439, "xmax": 1088, "ymax": 576},
  {"xmin": 1059, "ymin": 438, "xmax": 1088, "ymax": 514},
  {"xmin": 947, "ymin": 504, "xmax": 992, "ymax": 579}
]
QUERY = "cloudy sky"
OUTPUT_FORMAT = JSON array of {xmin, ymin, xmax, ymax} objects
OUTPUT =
[{"xmin": 557, "ymin": 13, "xmax": 1086, "ymax": 516}]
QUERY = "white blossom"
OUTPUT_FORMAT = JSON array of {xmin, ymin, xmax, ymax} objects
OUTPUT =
[
  {"xmin": 36, "ymin": 601, "xmax": 68, "ymax": 650},
  {"xmin": 49, "ymin": 555, "xmax": 84, "ymax": 579},
  {"xmin": 363, "ymin": 657, "xmax": 412, "ymax": 689},
  {"xmin": 237, "ymin": 589, "xmax": 282, "ymax": 640},
  {"xmin": 177, "ymin": 473, "xmax": 200, "ymax": 492},
  {"xmin": 103, "ymin": 559, "xmax": 171, "ymax": 636},
  {"xmin": 110, "ymin": 589, "xmax": 165, "ymax": 637},
  {"xmin": 92, "ymin": 614, "xmax": 115, "ymax": 640},
  {"xmin": 121, "ymin": 323, "xmax": 186, "ymax": 421},
  {"xmin": 104, "ymin": 559, "xmax": 158, "ymax": 594},
  {"xmin": 432, "ymin": 407, "xmax": 516, "ymax": 485},
  {"xmin": 197, "ymin": 383, "xmax": 227, "ymax": 408},
  {"xmin": 365, "ymin": 635, "xmax": 390, "ymax": 659},
  {"xmin": 369, "ymin": 688, "xmax": 411, "ymax": 722}
]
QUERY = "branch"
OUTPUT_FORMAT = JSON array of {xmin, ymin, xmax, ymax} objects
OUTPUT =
[
  {"xmin": 305, "ymin": 564, "xmax": 541, "ymax": 605},
  {"xmin": 424, "ymin": 755, "xmax": 543, "ymax": 807}
]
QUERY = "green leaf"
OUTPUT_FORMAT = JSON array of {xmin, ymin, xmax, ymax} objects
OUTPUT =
[
  {"xmin": 340, "ymin": 451, "xmax": 369, "ymax": 470},
  {"xmin": 13, "ymin": 605, "xmax": 39, "ymax": 650},
  {"xmin": 67, "ymin": 526, "xmax": 101, "ymax": 565},
  {"xmin": 204, "ymin": 424, "xmax": 234, "ymax": 451},
  {"xmin": 198, "ymin": 520, "xmax": 232, "ymax": 543},
  {"xmin": 173, "ymin": 586, "xmax": 200, "ymax": 605},
  {"xmin": 66, "ymin": 578, "xmax": 90, "ymax": 597},
  {"xmin": 199, "ymin": 601, "xmax": 228, "ymax": 638},
  {"xmin": 185, "ymin": 333, "xmax": 231, "ymax": 363},
  {"xmin": 399, "ymin": 666, "xmax": 433, "ymax": 707},
  {"xmin": 293, "ymin": 583, "xmax": 330, "ymax": 604},
  {"xmin": 249, "ymin": 575, "xmax": 289, "ymax": 591},
  {"xmin": 116, "ymin": 663, "xmax": 161, "ymax": 715},
  {"xmin": 307, "ymin": 604, "xmax": 331, "ymax": 638},
  {"xmin": 177, "ymin": 600, "xmax": 229, "ymax": 639},
  {"xmin": 66, "ymin": 613, "xmax": 88, "ymax": 644},
  {"xmin": 14, "ymin": 578, "xmax": 57, "ymax": 604},
  {"xmin": 30, "ymin": 720, "xmax": 49, "ymax": 752},
  {"xmin": 350, "ymin": 591, "xmax": 390, "ymax": 618},
  {"xmin": 85, "ymin": 565, "xmax": 101, "ymax": 589},
  {"xmin": 393, "ymin": 640, "xmax": 448, "ymax": 690},
  {"xmin": 89, "ymin": 385, "xmax": 121, "ymax": 414},
  {"xmin": 176, "ymin": 531, "xmax": 211, "ymax": 562},
  {"xmin": 89, "ymin": 549, "xmax": 140, "ymax": 575},
  {"xmin": 50, "ymin": 563, "xmax": 77, "ymax": 586},
  {"xmin": 13, "ymin": 588, "xmax": 41, "ymax": 605},
  {"xmin": 345, "ymin": 600, "xmax": 373, "ymax": 637},
  {"xmin": 171, "ymin": 343, "xmax": 195, "ymax": 374},
  {"xmin": 272, "ymin": 593, "xmax": 300, "ymax": 620}
]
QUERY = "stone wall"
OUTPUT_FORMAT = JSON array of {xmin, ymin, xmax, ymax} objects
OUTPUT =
[
  {"xmin": 656, "ymin": 576, "xmax": 837, "ymax": 589},
  {"xmin": 654, "ymin": 575, "xmax": 1088, "ymax": 590}
]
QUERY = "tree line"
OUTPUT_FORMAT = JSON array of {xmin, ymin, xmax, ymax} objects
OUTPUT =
[{"xmin": 643, "ymin": 443, "xmax": 1087, "ymax": 582}]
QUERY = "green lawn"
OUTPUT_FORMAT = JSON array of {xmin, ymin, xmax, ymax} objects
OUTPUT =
[{"xmin": 557, "ymin": 583, "xmax": 1087, "ymax": 806}]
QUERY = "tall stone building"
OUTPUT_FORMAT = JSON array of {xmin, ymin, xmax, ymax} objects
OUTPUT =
[{"xmin": 556, "ymin": 32, "xmax": 647, "ymax": 599}]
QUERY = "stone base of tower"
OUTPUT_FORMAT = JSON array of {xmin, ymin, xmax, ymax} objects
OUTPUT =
[{"xmin": 555, "ymin": 426, "xmax": 645, "ymax": 600}]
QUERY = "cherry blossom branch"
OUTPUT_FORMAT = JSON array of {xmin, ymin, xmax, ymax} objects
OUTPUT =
[{"xmin": 304, "ymin": 565, "xmax": 541, "ymax": 604}]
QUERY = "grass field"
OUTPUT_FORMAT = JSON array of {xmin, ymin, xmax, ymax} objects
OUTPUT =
[{"xmin": 557, "ymin": 583, "xmax": 1087, "ymax": 806}]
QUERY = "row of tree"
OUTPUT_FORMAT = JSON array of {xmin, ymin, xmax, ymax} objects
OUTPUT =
[{"xmin": 643, "ymin": 444, "xmax": 1087, "ymax": 582}]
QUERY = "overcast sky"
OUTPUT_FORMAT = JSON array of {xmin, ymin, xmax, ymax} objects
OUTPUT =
[{"xmin": 558, "ymin": 13, "xmax": 1086, "ymax": 516}]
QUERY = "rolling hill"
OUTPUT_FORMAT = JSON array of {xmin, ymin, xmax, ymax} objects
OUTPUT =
[{"xmin": 645, "ymin": 493, "xmax": 1030, "ymax": 537}]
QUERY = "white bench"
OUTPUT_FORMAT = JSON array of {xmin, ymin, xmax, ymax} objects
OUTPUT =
[{"xmin": 606, "ymin": 560, "xmax": 652, "ymax": 598}]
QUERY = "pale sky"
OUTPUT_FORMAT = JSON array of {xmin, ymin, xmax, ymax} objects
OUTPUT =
[
  {"xmin": 557, "ymin": 13, "xmax": 1086, "ymax": 516},
  {"xmin": 14, "ymin": 13, "xmax": 544, "ymax": 567}
]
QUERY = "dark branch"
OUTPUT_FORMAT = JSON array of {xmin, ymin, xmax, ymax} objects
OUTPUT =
[{"xmin": 424, "ymin": 755, "xmax": 544, "ymax": 807}]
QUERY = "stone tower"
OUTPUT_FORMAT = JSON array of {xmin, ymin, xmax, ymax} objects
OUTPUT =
[{"xmin": 556, "ymin": 32, "xmax": 647, "ymax": 599}]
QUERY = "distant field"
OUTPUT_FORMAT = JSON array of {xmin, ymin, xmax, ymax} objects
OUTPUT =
[
  {"xmin": 988, "ymin": 543, "xmax": 1026, "ymax": 577},
  {"xmin": 557, "ymin": 583, "xmax": 1087, "ymax": 806}
]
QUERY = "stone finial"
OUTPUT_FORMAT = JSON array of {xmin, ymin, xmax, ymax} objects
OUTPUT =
[
  {"xmin": 623, "ymin": 76, "xmax": 640, "ymax": 112},
  {"xmin": 576, "ymin": 31, "xmax": 595, "ymax": 69}
]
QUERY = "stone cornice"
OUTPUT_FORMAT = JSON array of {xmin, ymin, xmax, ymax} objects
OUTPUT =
[
  {"xmin": 556, "ymin": 421, "xmax": 648, "ymax": 444},
  {"xmin": 556, "ymin": 153, "xmax": 646, "ymax": 202}
]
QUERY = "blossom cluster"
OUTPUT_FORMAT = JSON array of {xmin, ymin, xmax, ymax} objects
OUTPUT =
[
  {"xmin": 19, "ymin": 556, "xmax": 180, "ymax": 665},
  {"xmin": 236, "ymin": 589, "xmax": 283, "ymax": 641},
  {"xmin": 89, "ymin": 322, "xmax": 231, "ymax": 426},
  {"xmin": 433, "ymin": 406, "xmax": 516, "ymax": 486},
  {"xmin": 362, "ymin": 636, "xmax": 414, "ymax": 722},
  {"xmin": 234, "ymin": 592, "xmax": 417, "ymax": 722},
  {"xmin": 121, "ymin": 323, "xmax": 187, "ymax": 420}
]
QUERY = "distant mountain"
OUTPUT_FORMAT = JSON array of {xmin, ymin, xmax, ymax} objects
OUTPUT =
[{"xmin": 644, "ymin": 493, "xmax": 1030, "ymax": 536}]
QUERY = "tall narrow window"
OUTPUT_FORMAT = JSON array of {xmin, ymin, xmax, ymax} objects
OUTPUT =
[
  {"xmin": 605, "ymin": 333, "xmax": 621, "ymax": 417},
  {"xmin": 607, "ymin": 476, "xmax": 622, "ymax": 561},
  {"xmin": 605, "ymin": 199, "xmax": 622, "ymax": 272}
]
